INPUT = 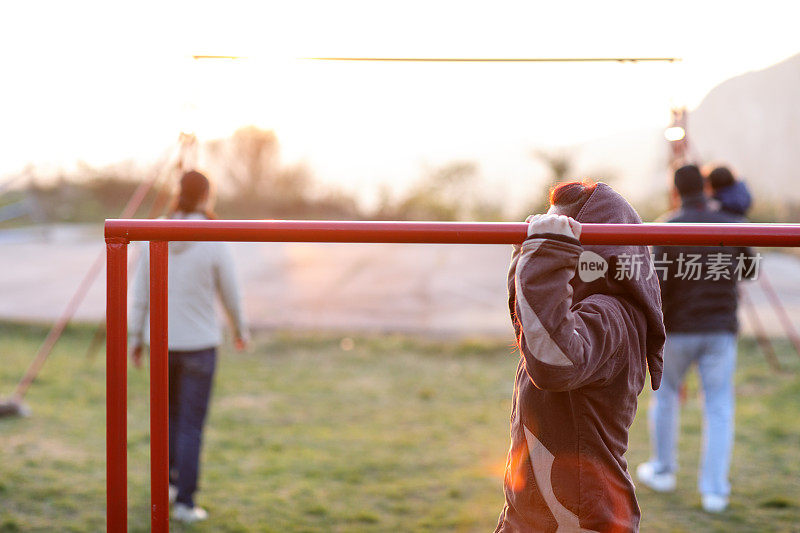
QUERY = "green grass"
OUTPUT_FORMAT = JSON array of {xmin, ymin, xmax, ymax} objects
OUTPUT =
[{"xmin": 1, "ymin": 323, "xmax": 800, "ymax": 532}]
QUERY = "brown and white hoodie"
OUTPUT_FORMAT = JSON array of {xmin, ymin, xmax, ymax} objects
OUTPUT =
[{"xmin": 495, "ymin": 183, "xmax": 666, "ymax": 533}]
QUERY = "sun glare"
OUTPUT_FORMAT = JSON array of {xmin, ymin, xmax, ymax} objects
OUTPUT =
[
  {"xmin": 1, "ymin": 1, "xmax": 798, "ymax": 187},
  {"xmin": 663, "ymin": 126, "xmax": 686, "ymax": 142}
]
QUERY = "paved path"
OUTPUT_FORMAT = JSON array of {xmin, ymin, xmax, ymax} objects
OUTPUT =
[{"xmin": 2, "ymin": 225, "xmax": 799, "ymax": 339}]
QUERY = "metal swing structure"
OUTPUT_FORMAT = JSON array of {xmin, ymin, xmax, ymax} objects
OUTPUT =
[{"xmin": 0, "ymin": 133, "xmax": 198, "ymax": 418}]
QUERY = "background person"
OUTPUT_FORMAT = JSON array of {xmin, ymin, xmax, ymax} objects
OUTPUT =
[
  {"xmin": 637, "ymin": 164, "xmax": 757, "ymax": 513},
  {"xmin": 129, "ymin": 170, "xmax": 249, "ymax": 523},
  {"xmin": 496, "ymin": 181, "xmax": 665, "ymax": 532},
  {"xmin": 707, "ymin": 165, "xmax": 752, "ymax": 216}
]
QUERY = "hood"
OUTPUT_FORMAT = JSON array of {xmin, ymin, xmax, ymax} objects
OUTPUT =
[
  {"xmin": 712, "ymin": 181, "xmax": 752, "ymax": 216},
  {"xmin": 572, "ymin": 183, "xmax": 666, "ymax": 390},
  {"xmin": 167, "ymin": 212, "xmax": 207, "ymax": 254}
]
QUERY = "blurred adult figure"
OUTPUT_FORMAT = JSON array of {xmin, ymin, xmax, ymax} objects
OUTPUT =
[
  {"xmin": 129, "ymin": 170, "xmax": 249, "ymax": 523},
  {"xmin": 637, "ymin": 165, "xmax": 756, "ymax": 513}
]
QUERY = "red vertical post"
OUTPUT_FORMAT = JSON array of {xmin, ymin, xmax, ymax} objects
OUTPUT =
[
  {"xmin": 106, "ymin": 239, "xmax": 129, "ymax": 532},
  {"xmin": 150, "ymin": 241, "xmax": 170, "ymax": 532}
]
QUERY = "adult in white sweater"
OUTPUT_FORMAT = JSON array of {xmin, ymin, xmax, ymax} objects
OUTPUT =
[{"xmin": 129, "ymin": 170, "xmax": 249, "ymax": 523}]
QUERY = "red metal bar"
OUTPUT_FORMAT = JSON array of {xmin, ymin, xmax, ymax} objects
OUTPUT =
[
  {"xmin": 105, "ymin": 217, "xmax": 800, "ymax": 530},
  {"xmin": 106, "ymin": 239, "xmax": 128, "ymax": 533},
  {"xmin": 150, "ymin": 241, "xmax": 170, "ymax": 533},
  {"xmin": 105, "ymin": 219, "xmax": 800, "ymax": 247}
]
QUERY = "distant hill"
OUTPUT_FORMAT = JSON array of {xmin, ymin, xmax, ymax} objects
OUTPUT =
[
  {"xmin": 690, "ymin": 53, "xmax": 800, "ymax": 203},
  {"xmin": 569, "ymin": 53, "xmax": 800, "ymax": 216}
]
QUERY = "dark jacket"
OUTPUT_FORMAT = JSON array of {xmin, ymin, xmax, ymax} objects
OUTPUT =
[
  {"xmin": 712, "ymin": 181, "xmax": 752, "ymax": 216},
  {"xmin": 653, "ymin": 194, "xmax": 757, "ymax": 334},
  {"xmin": 496, "ymin": 184, "xmax": 666, "ymax": 533}
]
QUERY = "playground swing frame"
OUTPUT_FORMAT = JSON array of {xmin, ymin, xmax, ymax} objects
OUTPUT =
[{"xmin": 104, "ymin": 218, "xmax": 800, "ymax": 532}]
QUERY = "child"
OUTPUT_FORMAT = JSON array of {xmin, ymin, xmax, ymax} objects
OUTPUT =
[
  {"xmin": 495, "ymin": 181, "xmax": 665, "ymax": 532},
  {"xmin": 708, "ymin": 166, "xmax": 752, "ymax": 216}
]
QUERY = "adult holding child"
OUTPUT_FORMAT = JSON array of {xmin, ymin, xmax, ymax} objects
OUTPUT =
[{"xmin": 637, "ymin": 164, "xmax": 757, "ymax": 513}]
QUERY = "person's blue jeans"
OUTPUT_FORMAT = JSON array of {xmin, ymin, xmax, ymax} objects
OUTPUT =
[
  {"xmin": 647, "ymin": 332, "xmax": 737, "ymax": 497},
  {"xmin": 168, "ymin": 347, "xmax": 217, "ymax": 507}
]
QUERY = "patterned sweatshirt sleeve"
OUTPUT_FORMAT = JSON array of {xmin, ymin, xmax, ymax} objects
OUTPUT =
[
  {"xmin": 214, "ymin": 243, "xmax": 248, "ymax": 340},
  {"xmin": 512, "ymin": 236, "xmax": 628, "ymax": 391}
]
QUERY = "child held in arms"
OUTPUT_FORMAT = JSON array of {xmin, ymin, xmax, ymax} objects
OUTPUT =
[
  {"xmin": 495, "ymin": 181, "xmax": 665, "ymax": 533},
  {"xmin": 707, "ymin": 166, "xmax": 752, "ymax": 217}
]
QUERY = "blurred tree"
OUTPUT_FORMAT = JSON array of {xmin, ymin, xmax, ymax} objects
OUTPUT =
[
  {"xmin": 207, "ymin": 126, "xmax": 281, "ymax": 200},
  {"xmin": 533, "ymin": 148, "xmax": 573, "ymax": 184},
  {"xmin": 207, "ymin": 126, "xmax": 362, "ymax": 219},
  {"xmin": 273, "ymin": 163, "xmax": 312, "ymax": 210},
  {"xmin": 374, "ymin": 162, "xmax": 481, "ymax": 221},
  {"xmin": 529, "ymin": 148, "xmax": 575, "ymax": 215},
  {"xmin": 469, "ymin": 196, "xmax": 506, "ymax": 221}
]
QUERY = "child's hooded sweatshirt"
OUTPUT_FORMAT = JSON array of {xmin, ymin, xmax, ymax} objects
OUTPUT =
[{"xmin": 495, "ymin": 183, "xmax": 666, "ymax": 533}]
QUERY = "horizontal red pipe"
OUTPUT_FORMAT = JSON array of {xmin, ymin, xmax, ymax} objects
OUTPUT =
[{"xmin": 104, "ymin": 219, "xmax": 800, "ymax": 247}]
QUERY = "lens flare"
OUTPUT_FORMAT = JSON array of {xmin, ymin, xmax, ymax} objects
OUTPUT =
[{"xmin": 664, "ymin": 126, "xmax": 686, "ymax": 142}]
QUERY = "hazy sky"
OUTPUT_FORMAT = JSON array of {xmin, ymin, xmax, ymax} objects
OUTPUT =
[{"xmin": 2, "ymin": 1, "xmax": 798, "ymax": 200}]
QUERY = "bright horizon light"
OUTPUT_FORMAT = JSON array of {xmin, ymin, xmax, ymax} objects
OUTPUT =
[
  {"xmin": 664, "ymin": 126, "xmax": 686, "ymax": 142},
  {"xmin": 1, "ymin": 0, "xmax": 799, "ymax": 206}
]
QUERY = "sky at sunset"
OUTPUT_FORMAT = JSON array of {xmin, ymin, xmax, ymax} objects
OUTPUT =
[{"xmin": 2, "ymin": 1, "xmax": 799, "ymax": 202}]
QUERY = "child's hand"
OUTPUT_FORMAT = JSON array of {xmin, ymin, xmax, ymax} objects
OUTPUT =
[{"xmin": 525, "ymin": 214, "xmax": 582, "ymax": 240}]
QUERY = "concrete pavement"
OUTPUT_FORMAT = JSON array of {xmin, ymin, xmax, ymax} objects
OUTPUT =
[{"xmin": 2, "ymin": 225, "xmax": 799, "ymax": 339}]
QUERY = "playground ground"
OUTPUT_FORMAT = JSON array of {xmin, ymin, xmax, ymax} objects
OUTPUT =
[{"xmin": 2, "ymin": 322, "xmax": 800, "ymax": 532}]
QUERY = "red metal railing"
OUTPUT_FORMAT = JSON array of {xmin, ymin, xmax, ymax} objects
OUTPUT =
[
  {"xmin": 149, "ymin": 241, "xmax": 170, "ymax": 530},
  {"xmin": 106, "ymin": 219, "xmax": 800, "ymax": 246},
  {"xmin": 104, "ymin": 219, "xmax": 800, "ymax": 532}
]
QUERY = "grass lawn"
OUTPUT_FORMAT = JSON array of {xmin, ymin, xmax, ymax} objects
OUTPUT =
[{"xmin": 1, "ymin": 322, "xmax": 800, "ymax": 532}]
